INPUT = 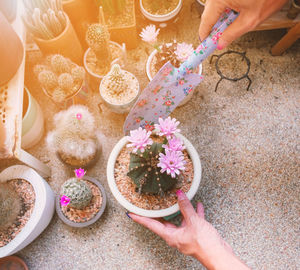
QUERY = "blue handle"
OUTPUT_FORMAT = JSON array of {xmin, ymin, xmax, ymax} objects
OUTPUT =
[{"xmin": 179, "ymin": 9, "xmax": 238, "ymax": 73}]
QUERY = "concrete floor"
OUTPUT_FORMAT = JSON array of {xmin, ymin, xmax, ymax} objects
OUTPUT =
[{"xmin": 1, "ymin": 1, "xmax": 299, "ymax": 269}]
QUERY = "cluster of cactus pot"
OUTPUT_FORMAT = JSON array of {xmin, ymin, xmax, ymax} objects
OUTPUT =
[
  {"xmin": 35, "ymin": 54, "xmax": 85, "ymax": 103},
  {"xmin": 23, "ymin": 0, "xmax": 66, "ymax": 40},
  {"xmin": 0, "ymin": 183, "xmax": 21, "ymax": 230}
]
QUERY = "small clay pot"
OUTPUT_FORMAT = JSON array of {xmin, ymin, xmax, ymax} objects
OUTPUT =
[
  {"xmin": 0, "ymin": 256, "xmax": 29, "ymax": 270},
  {"xmin": 56, "ymin": 176, "xmax": 107, "ymax": 228},
  {"xmin": 56, "ymin": 142, "xmax": 101, "ymax": 169}
]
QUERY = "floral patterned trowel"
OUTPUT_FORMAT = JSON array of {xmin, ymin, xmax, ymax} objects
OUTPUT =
[{"xmin": 124, "ymin": 9, "xmax": 238, "ymax": 134}]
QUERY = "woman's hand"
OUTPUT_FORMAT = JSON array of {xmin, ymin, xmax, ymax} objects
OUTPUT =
[
  {"xmin": 199, "ymin": 0, "xmax": 288, "ymax": 49},
  {"xmin": 128, "ymin": 190, "xmax": 250, "ymax": 270}
]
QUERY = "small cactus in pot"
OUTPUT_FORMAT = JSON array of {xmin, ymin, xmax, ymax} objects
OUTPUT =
[
  {"xmin": 126, "ymin": 117, "xmax": 186, "ymax": 195},
  {"xmin": 46, "ymin": 105, "xmax": 100, "ymax": 167},
  {"xmin": 35, "ymin": 54, "xmax": 85, "ymax": 103},
  {"xmin": 0, "ymin": 183, "xmax": 21, "ymax": 230}
]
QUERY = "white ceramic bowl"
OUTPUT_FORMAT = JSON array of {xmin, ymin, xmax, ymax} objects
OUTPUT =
[
  {"xmin": 140, "ymin": 0, "xmax": 183, "ymax": 23},
  {"xmin": 107, "ymin": 133, "xmax": 202, "ymax": 218},
  {"xmin": 146, "ymin": 47, "xmax": 203, "ymax": 106}
]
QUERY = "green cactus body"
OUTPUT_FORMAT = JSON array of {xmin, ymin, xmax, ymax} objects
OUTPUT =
[
  {"xmin": 71, "ymin": 66, "xmax": 85, "ymax": 83},
  {"xmin": 51, "ymin": 54, "xmax": 71, "ymax": 74},
  {"xmin": 38, "ymin": 70, "xmax": 58, "ymax": 91},
  {"xmin": 0, "ymin": 183, "xmax": 21, "ymax": 230},
  {"xmin": 61, "ymin": 178, "xmax": 92, "ymax": 209},
  {"xmin": 86, "ymin": 24, "xmax": 112, "ymax": 67},
  {"xmin": 127, "ymin": 141, "xmax": 177, "ymax": 195},
  {"xmin": 58, "ymin": 73, "xmax": 74, "ymax": 93},
  {"xmin": 106, "ymin": 64, "xmax": 127, "ymax": 95}
]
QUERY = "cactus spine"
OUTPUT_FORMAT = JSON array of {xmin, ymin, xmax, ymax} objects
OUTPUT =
[
  {"xmin": 86, "ymin": 23, "xmax": 112, "ymax": 68},
  {"xmin": 0, "ymin": 183, "xmax": 21, "ymax": 230},
  {"xmin": 23, "ymin": 0, "xmax": 66, "ymax": 40},
  {"xmin": 106, "ymin": 64, "xmax": 128, "ymax": 94},
  {"xmin": 61, "ymin": 178, "xmax": 92, "ymax": 209},
  {"xmin": 127, "ymin": 141, "xmax": 176, "ymax": 195}
]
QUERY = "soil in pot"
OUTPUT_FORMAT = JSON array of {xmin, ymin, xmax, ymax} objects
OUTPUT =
[
  {"xmin": 103, "ymin": 0, "xmax": 135, "ymax": 28},
  {"xmin": 0, "ymin": 180, "xmax": 35, "ymax": 247},
  {"xmin": 85, "ymin": 43, "xmax": 125, "ymax": 77},
  {"xmin": 114, "ymin": 144, "xmax": 194, "ymax": 210},
  {"xmin": 141, "ymin": 0, "xmax": 179, "ymax": 15},
  {"xmin": 60, "ymin": 180, "xmax": 103, "ymax": 223}
]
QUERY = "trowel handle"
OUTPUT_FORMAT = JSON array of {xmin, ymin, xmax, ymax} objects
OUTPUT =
[{"xmin": 181, "ymin": 9, "xmax": 238, "ymax": 72}]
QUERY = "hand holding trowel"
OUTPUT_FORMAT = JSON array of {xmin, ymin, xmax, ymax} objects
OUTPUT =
[{"xmin": 124, "ymin": 9, "xmax": 238, "ymax": 134}]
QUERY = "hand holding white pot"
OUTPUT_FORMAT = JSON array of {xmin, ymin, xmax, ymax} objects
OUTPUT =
[{"xmin": 128, "ymin": 191, "xmax": 250, "ymax": 270}]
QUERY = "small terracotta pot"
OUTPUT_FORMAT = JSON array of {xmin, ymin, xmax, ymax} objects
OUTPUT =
[
  {"xmin": 56, "ymin": 176, "xmax": 107, "ymax": 228},
  {"xmin": 34, "ymin": 13, "xmax": 83, "ymax": 65},
  {"xmin": 0, "ymin": 255, "xmax": 29, "ymax": 270}
]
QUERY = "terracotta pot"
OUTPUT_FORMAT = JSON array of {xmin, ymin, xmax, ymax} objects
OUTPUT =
[
  {"xmin": 34, "ymin": 13, "xmax": 83, "ymax": 65},
  {"xmin": 62, "ymin": 0, "xmax": 96, "ymax": 49},
  {"xmin": 0, "ymin": 255, "xmax": 29, "ymax": 270},
  {"xmin": 107, "ymin": 133, "xmax": 202, "ymax": 219},
  {"xmin": 56, "ymin": 176, "xmax": 107, "ymax": 228},
  {"xmin": 0, "ymin": 10, "xmax": 23, "ymax": 86},
  {"xmin": 106, "ymin": 0, "xmax": 137, "ymax": 49}
]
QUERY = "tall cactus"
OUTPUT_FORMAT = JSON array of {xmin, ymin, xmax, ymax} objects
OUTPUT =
[
  {"xmin": 86, "ymin": 23, "xmax": 112, "ymax": 68},
  {"xmin": 0, "ymin": 183, "xmax": 21, "ymax": 230},
  {"xmin": 105, "ymin": 64, "xmax": 128, "ymax": 95}
]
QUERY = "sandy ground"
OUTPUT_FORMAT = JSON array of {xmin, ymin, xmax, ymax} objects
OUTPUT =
[{"xmin": 1, "ymin": 0, "xmax": 299, "ymax": 269}]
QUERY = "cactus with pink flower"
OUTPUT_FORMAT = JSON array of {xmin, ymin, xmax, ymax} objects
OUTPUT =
[{"xmin": 126, "ymin": 117, "xmax": 185, "ymax": 195}]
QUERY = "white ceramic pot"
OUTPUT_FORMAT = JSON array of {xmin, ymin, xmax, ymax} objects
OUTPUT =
[
  {"xmin": 21, "ymin": 87, "xmax": 44, "ymax": 149},
  {"xmin": 0, "ymin": 165, "xmax": 55, "ymax": 257},
  {"xmin": 107, "ymin": 133, "xmax": 202, "ymax": 218},
  {"xmin": 99, "ymin": 70, "xmax": 140, "ymax": 114},
  {"xmin": 196, "ymin": 0, "xmax": 206, "ymax": 6},
  {"xmin": 146, "ymin": 47, "xmax": 203, "ymax": 106},
  {"xmin": 140, "ymin": 0, "xmax": 183, "ymax": 23},
  {"xmin": 83, "ymin": 41, "xmax": 127, "ymax": 92}
]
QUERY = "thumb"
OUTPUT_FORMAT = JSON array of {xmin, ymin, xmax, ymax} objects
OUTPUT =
[{"xmin": 217, "ymin": 10, "xmax": 258, "ymax": 49}]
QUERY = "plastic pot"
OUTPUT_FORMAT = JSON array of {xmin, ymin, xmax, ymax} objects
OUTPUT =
[
  {"xmin": 83, "ymin": 41, "xmax": 126, "ymax": 92},
  {"xmin": 34, "ymin": 13, "xmax": 83, "ymax": 65},
  {"xmin": 107, "ymin": 133, "xmax": 202, "ymax": 218},
  {"xmin": 146, "ymin": 46, "xmax": 203, "ymax": 106},
  {"xmin": 0, "ymin": 165, "xmax": 55, "ymax": 257},
  {"xmin": 56, "ymin": 176, "xmax": 107, "ymax": 228},
  {"xmin": 22, "ymin": 87, "xmax": 44, "ymax": 149}
]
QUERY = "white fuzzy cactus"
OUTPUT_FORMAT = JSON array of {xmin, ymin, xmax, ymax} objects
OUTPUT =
[{"xmin": 47, "ymin": 105, "xmax": 98, "ymax": 161}]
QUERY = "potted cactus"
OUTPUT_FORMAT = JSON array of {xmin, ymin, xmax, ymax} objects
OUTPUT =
[
  {"xmin": 56, "ymin": 168, "xmax": 107, "ymax": 228},
  {"xmin": 95, "ymin": 0, "xmax": 137, "ymax": 49},
  {"xmin": 107, "ymin": 117, "xmax": 202, "ymax": 218},
  {"xmin": 34, "ymin": 54, "xmax": 86, "ymax": 107},
  {"xmin": 46, "ymin": 105, "xmax": 101, "ymax": 168},
  {"xmin": 83, "ymin": 22, "xmax": 126, "ymax": 92},
  {"xmin": 140, "ymin": 25, "xmax": 202, "ymax": 106},
  {"xmin": 139, "ymin": 0, "xmax": 183, "ymax": 27},
  {"xmin": 23, "ymin": 0, "xmax": 83, "ymax": 64},
  {"xmin": 99, "ymin": 64, "xmax": 140, "ymax": 114},
  {"xmin": 0, "ymin": 165, "xmax": 55, "ymax": 257}
]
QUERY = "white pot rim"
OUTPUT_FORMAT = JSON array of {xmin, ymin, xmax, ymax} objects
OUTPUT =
[
  {"xmin": 0, "ymin": 165, "xmax": 54, "ymax": 257},
  {"xmin": 196, "ymin": 0, "xmax": 206, "ymax": 6},
  {"xmin": 83, "ymin": 41, "xmax": 126, "ymax": 79},
  {"xmin": 107, "ymin": 133, "xmax": 202, "ymax": 218},
  {"xmin": 146, "ymin": 45, "xmax": 203, "ymax": 81},
  {"xmin": 140, "ymin": 0, "xmax": 183, "ymax": 22}
]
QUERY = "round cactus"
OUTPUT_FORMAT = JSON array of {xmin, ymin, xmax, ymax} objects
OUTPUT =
[
  {"xmin": 50, "ymin": 54, "xmax": 71, "ymax": 74},
  {"xmin": 61, "ymin": 178, "xmax": 92, "ymax": 209},
  {"xmin": 52, "ymin": 87, "xmax": 65, "ymax": 102},
  {"xmin": 86, "ymin": 23, "xmax": 112, "ymax": 65},
  {"xmin": 58, "ymin": 73, "xmax": 74, "ymax": 93},
  {"xmin": 0, "ymin": 183, "xmax": 21, "ymax": 229},
  {"xmin": 38, "ymin": 70, "xmax": 58, "ymax": 91},
  {"xmin": 71, "ymin": 66, "xmax": 85, "ymax": 83},
  {"xmin": 106, "ymin": 64, "xmax": 128, "ymax": 94}
]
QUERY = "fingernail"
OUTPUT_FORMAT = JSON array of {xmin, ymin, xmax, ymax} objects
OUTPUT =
[
  {"xmin": 125, "ymin": 211, "xmax": 132, "ymax": 219},
  {"xmin": 217, "ymin": 43, "xmax": 223, "ymax": 50},
  {"xmin": 176, "ymin": 189, "xmax": 184, "ymax": 199}
]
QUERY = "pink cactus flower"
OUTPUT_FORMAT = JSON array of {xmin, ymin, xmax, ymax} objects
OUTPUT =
[
  {"xmin": 139, "ymin": 25, "xmax": 160, "ymax": 44},
  {"xmin": 175, "ymin": 42, "xmax": 194, "ymax": 62},
  {"xmin": 75, "ymin": 168, "xmax": 85, "ymax": 178},
  {"xmin": 163, "ymin": 137, "xmax": 185, "ymax": 152},
  {"xmin": 60, "ymin": 195, "xmax": 70, "ymax": 206},
  {"xmin": 126, "ymin": 127, "xmax": 153, "ymax": 153},
  {"xmin": 155, "ymin": 117, "xmax": 181, "ymax": 139},
  {"xmin": 158, "ymin": 150, "xmax": 185, "ymax": 178},
  {"xmin": 76, "ymin": 113, "xmax": 82, "ymax": 120}
]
